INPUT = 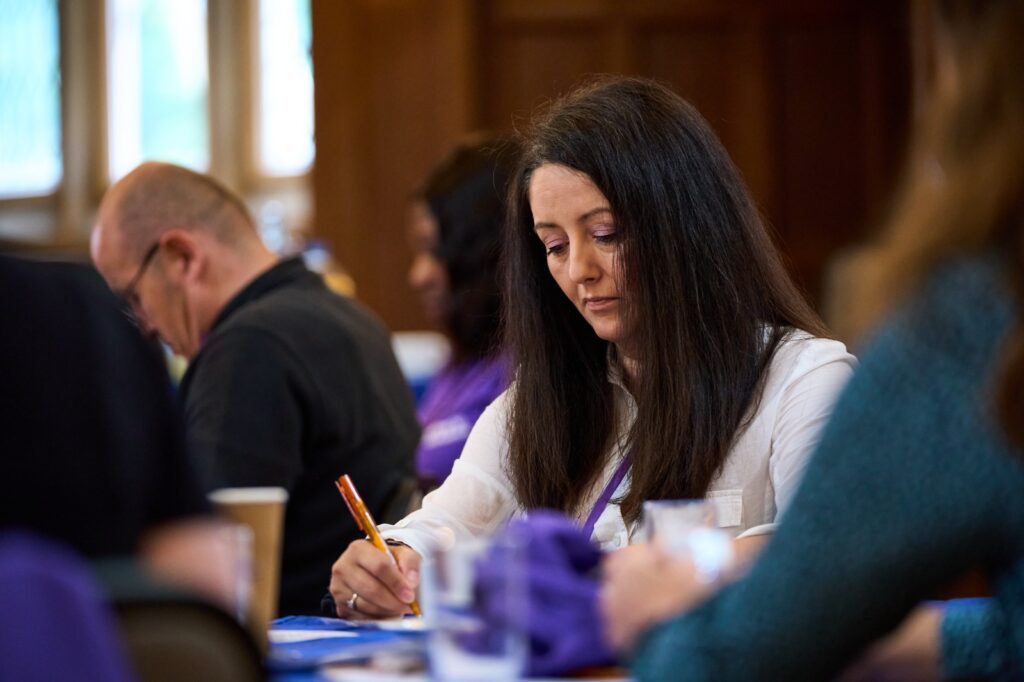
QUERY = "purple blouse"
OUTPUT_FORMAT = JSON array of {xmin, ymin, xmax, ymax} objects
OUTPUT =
[{"xmin": 415, "ymin": 355, "xmax": 509, "ymax": 487}]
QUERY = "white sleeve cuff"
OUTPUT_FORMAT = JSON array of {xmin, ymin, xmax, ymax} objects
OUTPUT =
[{"xmin": 736, "ymin": 522, "xmax": 777, "ymax": 538}]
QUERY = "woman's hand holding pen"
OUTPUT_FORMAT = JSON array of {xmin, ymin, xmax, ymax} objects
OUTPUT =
[{"xmin": 330, "ymin": 540, "xmax": 422, "ymax": 619}]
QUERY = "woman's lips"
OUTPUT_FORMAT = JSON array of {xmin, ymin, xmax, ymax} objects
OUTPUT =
[{"xmin": 583, "ymin": 296, "xmax": 618, "ymax": 311}]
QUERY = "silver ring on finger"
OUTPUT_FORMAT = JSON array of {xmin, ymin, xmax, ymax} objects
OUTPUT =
[{"xmin": 346, "ymin": 592, "xmax": 359, "ymax": 611}]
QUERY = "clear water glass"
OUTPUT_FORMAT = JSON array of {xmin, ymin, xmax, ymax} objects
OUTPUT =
[
  {"xmin": 421, "ymin": 535, "xmax": 526, "ymax": 682},
  {"xmin": 643, "ymin": 499, "xmax": 734, "ymax": 583}
]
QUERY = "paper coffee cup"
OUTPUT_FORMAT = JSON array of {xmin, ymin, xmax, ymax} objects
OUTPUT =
[{"xmin": 208, "ymin": 487, "xmax": 288, "ymax": 650}]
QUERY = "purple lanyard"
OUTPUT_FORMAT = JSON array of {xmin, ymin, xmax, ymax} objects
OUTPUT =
[{"xmin": 581, "ymin": 455, "xmax": 632, "ymax": 539}]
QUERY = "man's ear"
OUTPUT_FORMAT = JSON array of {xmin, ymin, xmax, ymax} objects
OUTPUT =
[{"xmin": 159, "ymin": 229, "xmax": 204, "ymax": 284}]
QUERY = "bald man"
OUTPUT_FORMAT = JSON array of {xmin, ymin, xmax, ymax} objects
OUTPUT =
[{"xmin": 91, "ymin": 162, "xmax": 419, "ymax": 615}]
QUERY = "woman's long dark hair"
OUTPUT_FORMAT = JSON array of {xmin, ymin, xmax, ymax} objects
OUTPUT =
[
  {"xmin": 418, "ymin": 137, "xmax": 514, "ymax": 362},
  {"xmin": 502, "ymin": 77, "xmax": 828, "ymax": 524}
]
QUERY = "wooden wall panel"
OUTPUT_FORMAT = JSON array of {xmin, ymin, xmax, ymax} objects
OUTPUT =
[
  {"xmin": 633, "ymin": 22, "xmax": 775, "ymax": 207},
  {"xmin": 483, "ymin": 29, "xmax": 612, "ymax": 129},
  {"xmin": 769, "ymin": 13, "xmax": 910, "ymax": 297},
  {"xmin": 636, "ymin": 25, "xmax": 738, "ymax": 138},
  {"xmin": 312, "ymin": 0, "xmax": 911, "ymax": 330},
  {"xmin": 772, "ymin": 23, "xmax": 870, "ymax": 293},
  {"xmin": 312, "ymin": 0, "xmax": 475, "ymax": 331}
]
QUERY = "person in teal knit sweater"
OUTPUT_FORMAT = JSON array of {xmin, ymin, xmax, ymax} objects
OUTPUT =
[{"xmin": 600, "ymin": 0, "xmax": 1024, "ymax": 679}]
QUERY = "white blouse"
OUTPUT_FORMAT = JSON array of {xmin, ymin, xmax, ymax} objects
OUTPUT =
[{"xmin": 381, "ymin": 331, "xmax": 856, "ymax": 554}]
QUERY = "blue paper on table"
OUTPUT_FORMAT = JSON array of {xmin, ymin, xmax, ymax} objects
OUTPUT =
[{"xmin": 268, "ymin": 616, "xmax": 426, "ymax": 671}]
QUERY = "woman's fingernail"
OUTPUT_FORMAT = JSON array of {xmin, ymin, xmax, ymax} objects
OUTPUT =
[{"xmin": 407, "ymin": 570, "xmax": 419, "ymax": 586}]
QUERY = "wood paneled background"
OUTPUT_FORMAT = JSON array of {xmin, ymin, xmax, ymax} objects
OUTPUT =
[{"xmin": 312, "ymin": 0, "xmax": 911, "ymax": 332}]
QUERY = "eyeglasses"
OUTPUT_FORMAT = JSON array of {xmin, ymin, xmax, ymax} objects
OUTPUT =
[{"xmin": 119, "ymin": 241, "xmax": 160, "ymax": 315}]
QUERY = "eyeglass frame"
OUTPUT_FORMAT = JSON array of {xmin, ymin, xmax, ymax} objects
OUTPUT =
[{"xmin": 119, "ymin": 241, "xmax": 161, "ymax": 311}]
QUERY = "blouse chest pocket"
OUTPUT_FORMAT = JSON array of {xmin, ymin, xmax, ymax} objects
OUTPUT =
[{"xmin": 707, "ymin": 489, "xmax": 744, "ymax": 529}]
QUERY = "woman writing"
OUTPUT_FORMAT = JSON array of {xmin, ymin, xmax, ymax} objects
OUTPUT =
[{"xmin": 330, "ymin": 76, "xmax": 855, "ymax": 618}]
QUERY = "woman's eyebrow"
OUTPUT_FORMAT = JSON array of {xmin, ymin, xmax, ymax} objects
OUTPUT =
[
  {"xmin": 579, "ymin": 207, "xmax": 613, "ymax": 222},
  {"xmin": 534, "ymin": 206, "xmax": 613, "ymax": 231}
]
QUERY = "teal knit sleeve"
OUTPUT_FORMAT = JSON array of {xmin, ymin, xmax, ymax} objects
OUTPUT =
[
  {"xmin": 630, "ymin": 616, "xmax": 720, "ymax": 682},
  {"xmin": 619, "ymin": 259, "xmax": 1023, "ymax": 682},
  {"xmin": 942, "ymin": 599, "xmax": 1010, "ymax": 680}
]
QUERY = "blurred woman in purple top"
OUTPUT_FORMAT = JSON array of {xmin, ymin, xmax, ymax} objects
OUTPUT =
[{"xmin": 407, "ymin": 136, "xmax": 515, "ymax": 489}]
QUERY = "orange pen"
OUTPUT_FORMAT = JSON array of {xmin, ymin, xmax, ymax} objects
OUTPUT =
[{"xmin": 335, "ymin": 474, "xmax": 422, "ymax": 616}]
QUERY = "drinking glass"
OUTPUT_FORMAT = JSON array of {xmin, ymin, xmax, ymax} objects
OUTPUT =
[
  {"xmin": 643, "ymin": 499, "xmax": 734, "ymax": 583},
  {"xmin": 421, "ymin": 535, "xmax": 526, "ymax": 682}
]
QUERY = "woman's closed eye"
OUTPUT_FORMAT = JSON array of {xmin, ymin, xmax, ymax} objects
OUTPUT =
[
  {"xmin": 543, "ymin": 231, "xmax": 617, "ymax": 256},
  {"xmin": 534, "ymin": 225, "xmax": 568, "ymax": 256},
  {"xmin": 544, "ymin": 240, "xmax": 568, "ymax": 256}
]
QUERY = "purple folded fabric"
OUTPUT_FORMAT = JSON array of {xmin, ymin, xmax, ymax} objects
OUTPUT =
[{"xmin": 477, "ymin": 510, "xmax": 617, "ymax": 676}]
